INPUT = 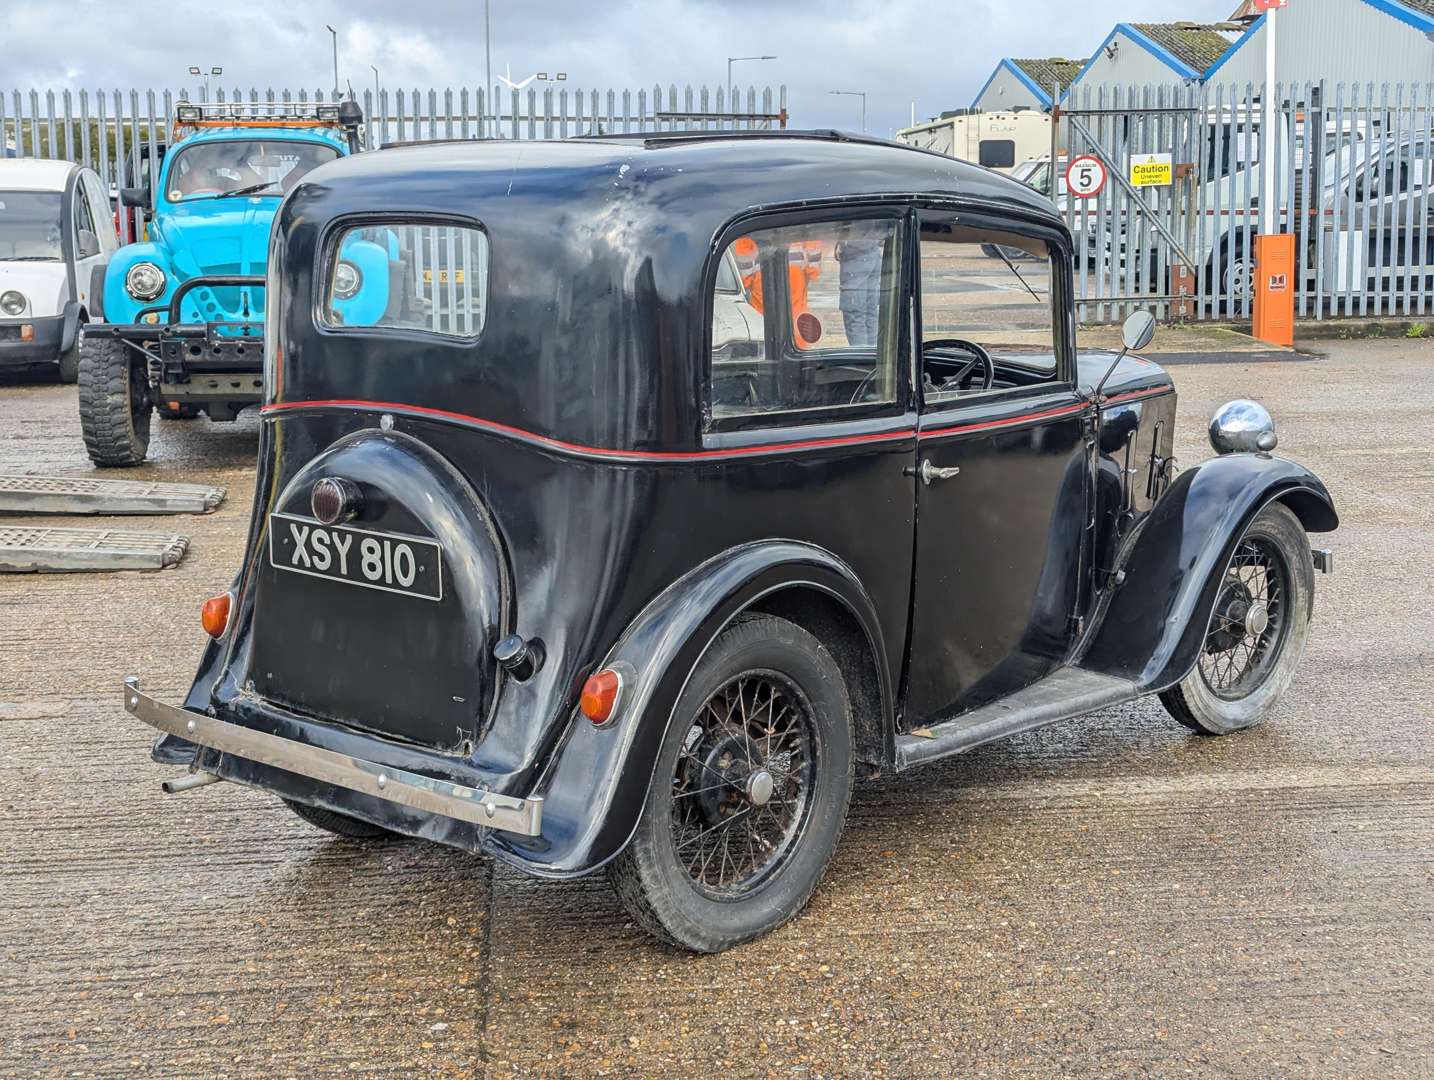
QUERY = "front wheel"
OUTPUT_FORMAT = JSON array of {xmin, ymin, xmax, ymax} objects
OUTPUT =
[
  {"xmin": 608, "ymin": 614, "xmax": 854, "ymax": 952},
  {"xmin": 77, "ymin": 336, "xmax": 152, "ymax": 467},
  {"xmin": 1160, "ymin": 503, "xmax": 1314, "ymax": 734}
]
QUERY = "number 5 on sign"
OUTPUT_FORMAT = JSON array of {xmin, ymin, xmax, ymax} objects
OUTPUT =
[{"xmin": 1066, "ymin": 154, "xmax": 1107, "ymax": 198}]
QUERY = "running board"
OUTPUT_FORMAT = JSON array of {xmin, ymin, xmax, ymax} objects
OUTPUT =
[
  {"xmin": 895, "ymin": 668, "xmax": 1138, "ymax": 770},
  {"xmin": 0, "ymin": 474, "xmax": 226, "ymax": 515}
]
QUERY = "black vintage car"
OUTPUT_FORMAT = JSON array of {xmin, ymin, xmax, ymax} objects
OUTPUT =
[{"xmin": 124, "ymin": 131, "xmax": 1337, "ymax": 952}]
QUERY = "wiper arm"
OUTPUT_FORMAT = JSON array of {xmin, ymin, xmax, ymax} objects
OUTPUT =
[
  {"xmin": 995, "ymin": 246, "xmax": 1045, "ymax": 305},
  {"xmin": 216, "ymin": 181, "xmax": 280, "ymax": 199}
]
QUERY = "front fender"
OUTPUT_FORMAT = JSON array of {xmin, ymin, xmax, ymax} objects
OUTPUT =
[
  {"xmin": 103, "ymin": 242, "xmax": 173, "ymax": 324},
  {"xmin": 1081, "ymin": 453, "xmax": 1337, "ymax": 691},
  {"xmin": 488, "ymin": 540, "xmax": 889, "ymax": 878}
]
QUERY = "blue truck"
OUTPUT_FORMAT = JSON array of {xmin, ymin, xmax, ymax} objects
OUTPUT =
[{"xmin": 77, "ymin": 101, "xmax": 377, "ymax": 466}]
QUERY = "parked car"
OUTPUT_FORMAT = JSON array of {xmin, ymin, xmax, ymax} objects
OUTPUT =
[
  {"xmin": 77, "ymin": 101, "xmax": 364, "ymax": 466},
  {"xmin": 0, "ymin": 159, "xmax": 119, "ymax": 381},
  {"xmin": 123, "ymin": 131, "xmax": 1338, "ymax": 952}
]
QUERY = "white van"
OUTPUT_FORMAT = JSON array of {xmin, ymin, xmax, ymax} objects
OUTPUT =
[{"xmin": 0, "ymin": 160, "xmax": 118, "ymax": 381}]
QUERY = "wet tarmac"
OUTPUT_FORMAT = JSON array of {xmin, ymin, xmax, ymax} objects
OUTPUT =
[{"xmin": 1, "ymin": 338, "xmax": 1431, "ymax": 1077}]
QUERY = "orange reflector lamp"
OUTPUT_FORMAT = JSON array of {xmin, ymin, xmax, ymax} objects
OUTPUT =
[
  {"xmin": 20, "ymin": 324, "xmax": 34, "ymax": 342},
  {"xmin": 201, "ymin": 593, "xmax": 232, "ymax": 638},
  {"xmin": 579, "ymin": 668, "xmax": 623, "ymax": 725}
]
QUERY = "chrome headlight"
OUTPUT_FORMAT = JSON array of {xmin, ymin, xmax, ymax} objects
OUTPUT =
[
  {"xmin": 1209, "ymin": 399, "xmax": 1278, "ymax": 454},
  {"xmin": 0, "ymin": 290, "xmax": 26, "ymax": 316},
  {"xmin": 124, "ymin": 262, "xmax": 167, "ymax": 302},
  {"xmin": 332, "ymin": 260, "xmax": 362, "ymax": 300}
]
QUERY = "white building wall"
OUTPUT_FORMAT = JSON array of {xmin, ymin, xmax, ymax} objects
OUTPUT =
[
  {"xmin": 974, "ymin": 65, "xmax": 1047, "ymax": 112},
  {"xmin": 1069, "ymin": 29, "xmax": 1196, "ymax": 95},
  {"xmin": 1207, "ymin": 0, "xmax": 1434, "ymax": 89}
]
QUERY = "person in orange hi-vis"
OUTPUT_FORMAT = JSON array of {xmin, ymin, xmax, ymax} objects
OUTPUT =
[{"xmin": 730, "ymin": 235, "xmax": 824, "ymax": 342}]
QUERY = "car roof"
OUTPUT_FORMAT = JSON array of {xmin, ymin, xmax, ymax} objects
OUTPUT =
[
  {"xmin": 0, "ymin": 158, "xmax": 80, "ymax": 191},
  {"xmin": 342, "ymin": 129, "xmax": 1060, "ymax": 222},
  {"xmin": 172, "ymin": 126, "xmax": 349, "ymax": 151}
]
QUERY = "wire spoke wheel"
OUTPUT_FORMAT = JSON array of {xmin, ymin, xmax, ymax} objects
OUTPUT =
[
  {"xmin": 1197, "ymin": 536, "xmax": 1292, "ymax": 700},
  {"xmin": 669, "ymin": 671, "xmax": 816, "ymax": 898}
]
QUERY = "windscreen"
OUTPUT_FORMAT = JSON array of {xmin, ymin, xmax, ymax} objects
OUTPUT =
[
  {"xmin": 0, "ymin": 191, "xmax": 64, "ymax": 260},
  {"xmin": 164, "ymin": 140, "xmax": 339, "ymax": 201}
]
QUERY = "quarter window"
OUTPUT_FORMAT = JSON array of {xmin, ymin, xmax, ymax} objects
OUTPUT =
[
  {"xmin": 709, "ymin": 219, "xmax": 901, "ymax": 422},
  {"xmin": 322, "ymin": 222, "xmax": 489, "ymax": 338},
  {"xmin": 918, "ymin": 220, "xmax": 1060, "ymax": 399}
]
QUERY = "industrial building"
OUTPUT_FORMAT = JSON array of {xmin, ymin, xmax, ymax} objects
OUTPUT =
[{"xmin": 971, "ymin": 57, "xmax": 1085, "ymax": 111}]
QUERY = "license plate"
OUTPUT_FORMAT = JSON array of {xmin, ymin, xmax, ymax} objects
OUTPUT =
[
  {"xmin": 423, "ymin": 269, "xmax": 464, "ymax": 285},
  {"xmin": 267, "ymin": 513, "xmax": 443, "ymax": 601}
]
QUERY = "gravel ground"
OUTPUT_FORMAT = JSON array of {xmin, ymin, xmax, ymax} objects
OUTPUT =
[{"xmin": 1, "ymin": 336, "xmax": 1430, "ymax": 1078}]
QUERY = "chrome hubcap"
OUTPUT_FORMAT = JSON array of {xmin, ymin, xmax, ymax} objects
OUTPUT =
[
  {"xmin": 746, "ymin": 768, "xmax": 774, "ymax": 807},
  {"xmin": 1244, "ymin": 601, "xmax": 1270, "ymax": 637}
]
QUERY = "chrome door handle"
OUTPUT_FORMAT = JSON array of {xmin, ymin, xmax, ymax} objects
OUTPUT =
[{"xmin": 905, "ymin": 459, "xmax": 960, "ymax": 485}]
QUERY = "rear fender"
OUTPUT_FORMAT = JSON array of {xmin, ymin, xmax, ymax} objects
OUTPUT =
[
  {"xmin": 1080, "ymin": 453, "xmax": 1337, "ymax": 691},
  {"xmin": 489, "ymin": 541, "xmax": 890, "ymax": 878}
]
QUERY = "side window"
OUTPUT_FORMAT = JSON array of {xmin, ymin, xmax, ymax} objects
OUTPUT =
[
  {"xmin": 978, "ymin": 139, "xmax": 1016, "ymax": 169},
  {"xmin": 709, "ymin": 218, "xmax": 902, "ymax": 423},
  {"xmin": 918, "ymin": 219, "xmax": 1061, "ymax": 400},
  {"xmin": 72, "ymin": 183, "xmax": 100, "ymax": 257}
]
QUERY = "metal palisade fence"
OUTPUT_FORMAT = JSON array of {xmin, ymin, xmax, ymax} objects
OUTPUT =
[
  {"xmin": 1054, "ymin": 80, "xmax": 1434, "ymax": 322},
  {"xmin": 1, "ymin": 84, "xmax": 788, "ymax": 242}
]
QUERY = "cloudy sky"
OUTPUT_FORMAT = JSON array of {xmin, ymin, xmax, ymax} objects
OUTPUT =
[{"xmin": 6, "ymin": 0, "xmax": 1229, "ymax": 135}]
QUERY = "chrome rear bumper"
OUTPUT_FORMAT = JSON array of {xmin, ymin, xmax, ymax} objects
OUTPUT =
[{"xmin": 122, "ymin": 677, "xmax": 542, "ymax": 836}]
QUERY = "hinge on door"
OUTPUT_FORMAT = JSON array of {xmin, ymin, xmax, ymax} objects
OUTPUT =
[{"xmin": 1068, "ymin": 614, "xmax": 1086, "ymax": 636}]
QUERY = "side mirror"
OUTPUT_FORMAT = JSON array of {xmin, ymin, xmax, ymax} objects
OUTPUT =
[
  {"xmin": 77, "ymin": 229, "xmax": 101, "ymax": 258},
  {"xmin": 120, "ymin": 186, "xmax": 149, "ymax": 209},
  {"xmin": 1121, "ymin": 310, "xmax": 1156, "ymax": 352}
]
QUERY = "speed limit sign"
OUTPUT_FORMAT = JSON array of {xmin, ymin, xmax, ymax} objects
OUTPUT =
[{"xmin": 1066, "ymin": 154, "xmax": 1107, "ymax": 198}]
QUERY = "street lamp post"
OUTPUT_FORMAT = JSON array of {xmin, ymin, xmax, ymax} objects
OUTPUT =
[
  {"xmin": 188, "ymin": 65, "xmax": 223, "ymax": 101},
  {"xmin": 830, "ymin": 89, "xmax": 867, "ymax": 133},
  {"xmin": 727, "ymin": 54, "xmax": 776, "ymax": 101},
  {"xmin": 325, "ymin": 24, "xmax": 339, "ymax": 99}
]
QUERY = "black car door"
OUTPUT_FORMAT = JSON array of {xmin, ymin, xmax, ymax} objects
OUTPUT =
[{"xmin": 903, "ymin": 208, "xmax": 1091, "ymax": 725}]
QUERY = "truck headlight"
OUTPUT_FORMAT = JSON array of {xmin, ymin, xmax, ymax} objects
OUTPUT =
[
  {"xmin": 125, "ymin": 262, "xmax": 167, "ymax": 302},
  {"xmin": 332, "ymin": 260, "xmax": 362, "ymax": 300},
  {"xmin": 0, "ymin": 290, "xmax": 26, "ymax": 316}
]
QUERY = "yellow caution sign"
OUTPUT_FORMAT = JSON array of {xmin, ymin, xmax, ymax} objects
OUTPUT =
[{"xmin": 1129, "ymin": 153, "xmax": 1173, "ymax": 188}]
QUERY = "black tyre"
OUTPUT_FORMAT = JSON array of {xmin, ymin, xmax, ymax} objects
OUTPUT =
[
  {"xmin": 56, "ymin": 342, "xmax": 79, "ymax": 384},
  {"xmin": 77, "ymin": 336, "xmax": 151, "ymax": 467},
  {"xmin": 1207, "ymin": 239, "xmax": 1252, "ymax": 315},
  {"xmin": 608, "ymin": 614, "xmax": 854, "ymax": 952},
  {"xmin": 1160, "ymin": 503, "xmax": 1314, "ymax": 735},
  {"xmin": 283, "ymin": 798, "xmax": 393, "ymax": 840}
]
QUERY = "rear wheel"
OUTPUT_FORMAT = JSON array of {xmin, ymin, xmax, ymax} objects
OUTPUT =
[
  {"xmin": 608, "ymin": 614, "xmax": 854, "ymax": 952},
  {"xmin": 283, "ymin": 798, "xmax": 393, "ymax": 840},
  {"xmin": 77, "ymin": 336, "xmax": 151, "ymax": 467},
  {"xmin": 56, "ymin": 341, "xmax": 80, "ymax": 384},
  {"xmin": 1160, "ymin": 503, "xmax": 1314, "ymax": 734}
]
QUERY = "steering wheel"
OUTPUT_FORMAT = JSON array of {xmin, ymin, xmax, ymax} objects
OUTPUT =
[{"xmin": 922, "ymin": 338, "xmax": 996, "ymax": 395}]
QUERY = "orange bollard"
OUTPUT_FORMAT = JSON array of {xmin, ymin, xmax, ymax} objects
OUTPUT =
[{"xmin": 1253, "ymin": 233, "xmax": 1295, "ymax": 347}]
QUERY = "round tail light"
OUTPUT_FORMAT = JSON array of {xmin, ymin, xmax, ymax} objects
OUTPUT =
[
  {"xmin": 579, "ymin": 668, "xmax": 624, "ymax": 726},
  {"xmin": 201, "ymin": 593, "xmax": 232, "ymax": 639},
  {"xmin": 311, "ymin": 477, "xmax": 363, "ymax": 525}
]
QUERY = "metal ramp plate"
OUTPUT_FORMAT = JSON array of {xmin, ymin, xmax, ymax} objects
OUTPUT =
[
  {"xmin": 0, "ymin": 474, "xmax": 226, "ymax": 515},
  {"xmin": 0, "ymin": 526, "xmax": 189, "ymax": 573}
]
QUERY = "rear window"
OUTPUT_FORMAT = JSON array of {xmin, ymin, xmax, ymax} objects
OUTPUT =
[{"xmin": 321, "ymin": 222, "xmax": 489, "ymax": 338}]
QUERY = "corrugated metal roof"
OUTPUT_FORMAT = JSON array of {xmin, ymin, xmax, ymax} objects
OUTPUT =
[
  {"xmin": 1130, "ymin": 22, "xmax": 1244, "ymax": 73},
  {"xmin": 1009, "ymin": 58, "xmax": 1087, "ymax": 94}
]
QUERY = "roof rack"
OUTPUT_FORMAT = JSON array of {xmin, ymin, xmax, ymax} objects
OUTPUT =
[
  {"xmin": 171, "ymin": 101, "xmax": 356, "ymax": 140},
  {"xmin": 580, "ymin": 128, "xmax": 910, "ymax": 150}
]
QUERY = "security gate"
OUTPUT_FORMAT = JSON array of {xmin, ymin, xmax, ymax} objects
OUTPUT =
[{"xmin": 1055, "ymin": 80, "xmax": 1434, "ymax": 323}]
